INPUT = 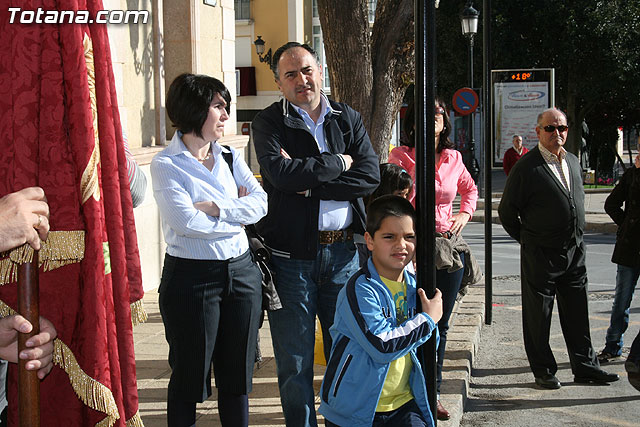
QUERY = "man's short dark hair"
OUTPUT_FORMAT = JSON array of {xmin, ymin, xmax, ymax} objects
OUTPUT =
[
  {"xmin": 366, "ymin": 195, "xmax": 416, "ymax": 237},
  {"xmin": 271, "ymin": 42, "xmax": 321, "ymax": 79},
  {"xmin": 166, "ymin": 73, "xmax": 231, "ymax": 139}
]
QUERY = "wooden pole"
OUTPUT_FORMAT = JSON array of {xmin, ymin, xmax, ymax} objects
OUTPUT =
[{"xmin": 18, "ymin": 250, "xmax": 40, "ymax": 427}]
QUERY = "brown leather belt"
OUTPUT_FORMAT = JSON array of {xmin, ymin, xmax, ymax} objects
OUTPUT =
[{"xmin": 318, "ymin": 229, "xmax": 354, "ymax": 245}]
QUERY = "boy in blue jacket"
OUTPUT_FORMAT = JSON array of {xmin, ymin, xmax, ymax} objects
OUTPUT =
[{"xmin": 319, "ymin": 195, "xmax": 443, "ymax": 427}]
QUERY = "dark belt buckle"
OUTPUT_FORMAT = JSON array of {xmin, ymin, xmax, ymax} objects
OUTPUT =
[{"xmin": 319, "ymin": 229, "xmax": 353, "ymax": 245}]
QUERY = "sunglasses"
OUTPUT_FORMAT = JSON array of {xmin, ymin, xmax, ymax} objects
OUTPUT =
[
  {"xmin": 542, "ymin": 125, "xmax": 568, "ymax": 133},
  {"xmin": 435, "ymin": 107, "xmax": 445, "ymax": 116}
]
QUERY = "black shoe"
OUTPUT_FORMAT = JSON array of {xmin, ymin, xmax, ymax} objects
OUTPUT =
[
  {"xmin": 574, "ymin": 369, "xmax": 620, "ymax": 384},
  {"xmin": 535, "ymin": 374, "xmax": 561, "ymax": 389}
]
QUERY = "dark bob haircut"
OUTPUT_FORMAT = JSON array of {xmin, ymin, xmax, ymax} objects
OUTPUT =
[
  {"xmin": 366, "ymin": 194, "xmax": 416, "ymax": 237},
  {"xmin": 166, "ymin": 73, "xmax": 231, "ymax": 139},
  {"xmin": 366, "ymin": 163, "xmax": 413, "ymax": 207},
  {"xmin": 401, "ymin": 97, "xmax": 454, "ymax": 153},
  {"xmin": 271, "ymin": 42, "xmax": 321, "ymax": 79}
]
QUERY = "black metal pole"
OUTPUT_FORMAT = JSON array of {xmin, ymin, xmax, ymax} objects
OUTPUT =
[
  {"xmin": 415, "ymin": 0, "xmax": 437, "ymax": 422},
  {"xmin": 468, "ymin": 35, "xmax": 480, "ymax": 182},
  {"xmin": 483, "ymin": 0, "xmax": 492, "ymax": 324}
]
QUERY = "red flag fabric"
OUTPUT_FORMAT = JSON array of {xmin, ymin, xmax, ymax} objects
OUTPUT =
[{"xmin": 0, "ymin": 1, "xmax": 144, "ymax": 425}]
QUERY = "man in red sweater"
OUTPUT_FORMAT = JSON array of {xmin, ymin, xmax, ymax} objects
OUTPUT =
[{"xmin": 503, "ymin": 135, "xmax": 529, "ymax": 175}]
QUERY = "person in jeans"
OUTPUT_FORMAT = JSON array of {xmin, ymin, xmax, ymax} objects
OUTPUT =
[
  {"xmin": 390, "ymin": 99, "xmax": 477, "ymax": 420},
  {"xmin": 319, "ymin": 195, "xmax": 441, "ymax": 427},
  {"xmin": 251, "ymin": 42, "xmax": 380, "ymax": 426},
  {"xmin": 598, "ymin": 154, "xmax": 640, "ymax": 363}
]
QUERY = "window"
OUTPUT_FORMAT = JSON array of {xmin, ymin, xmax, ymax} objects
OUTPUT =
[
  {"xmin": 368, "ymin": 0, "xmax": 377, "ymax": 23},
  {"xmin": 311, "ymin": 24, "xmax": 330, "ymax": 91},
  {"xmin": 235, "ymin": 0, "xmax": 250, "ymax": 20}
]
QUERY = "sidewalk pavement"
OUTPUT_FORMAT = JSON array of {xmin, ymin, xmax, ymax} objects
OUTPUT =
[{"xmin": 133, "ymin": 283, "xmax": 487, "ymax": 426}]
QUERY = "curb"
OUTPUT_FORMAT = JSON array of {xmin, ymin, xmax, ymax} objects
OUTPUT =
[
  {"xmin": 439, "ymin": 283, "xmax": 485, "ymax": 426},
  {"xmin": 468, "ymin": 214, "xmax": 617, "ymax": 234}
]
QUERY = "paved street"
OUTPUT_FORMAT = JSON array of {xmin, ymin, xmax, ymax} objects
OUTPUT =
[{"xmin": 460, "ymin": 223, "xmax": 640, "ymax": 426}]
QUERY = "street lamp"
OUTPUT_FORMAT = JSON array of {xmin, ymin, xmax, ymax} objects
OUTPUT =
[
  {"xmin": 253, "ymin": 36, "xmax": 273, "ymax": 68},
  {"xmin": 460, "ymin": 2, "xmax": 480, "ymax": 182}
]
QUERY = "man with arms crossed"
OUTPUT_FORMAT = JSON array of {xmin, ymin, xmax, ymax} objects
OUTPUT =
[
  {"xmin": 498, "ymin": 108, "xmax": 618, "ymax": 389},
  {"xmin": 252, "ymin": 42, "xmax": 380, "ymax": 426}
]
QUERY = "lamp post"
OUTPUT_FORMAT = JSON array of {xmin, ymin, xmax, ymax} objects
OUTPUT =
[
  {"xmin": 253, "ymin": 36, "xmax": 273, "ymax": 68},
  {"xmin": 461, "ymin": 2, "xmax": 480, "ymax": 182}
]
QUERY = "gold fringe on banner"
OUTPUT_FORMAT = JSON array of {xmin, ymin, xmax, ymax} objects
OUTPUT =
[
  {"xmin": 54, "ymin": 339, "xmax": 120, "ymax": 427},
  {"xmin": 0, "ymin": 300, "xmax": 121, "ymax": 427},
  {"xmin": 0, "ymin": 231, "xmax": 85, "ymax": 285},
  {"xmin": 130, "ymin": 299, "xmax": 148, "ymax": 327},
  {"xmin": 126, "ymin": 411, "xmax": 145, "ymax": 427}
]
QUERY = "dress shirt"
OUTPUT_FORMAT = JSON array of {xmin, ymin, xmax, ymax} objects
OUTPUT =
[
  {"xmin": 151, "ymin": 131, "xmax": 267, "ymax": 260},
  {"xmin": 538, "ymin": 142, "xmax": 571, "ymax": 192},
  {"xmin": 435, "ymin": 149, "xmax": 478, "ymax": 233},
  {"xmin": 292, "ymin": 94, "xmax": 353, "ymax": 231},
  {"xmin": 389, "ymin": 146, "xmax": 478, "ymax": 233}
]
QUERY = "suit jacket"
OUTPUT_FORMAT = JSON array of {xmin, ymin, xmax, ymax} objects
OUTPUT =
[{"xmin": 498, "ymin": 146, "xmax": 585, "ymax": 249}]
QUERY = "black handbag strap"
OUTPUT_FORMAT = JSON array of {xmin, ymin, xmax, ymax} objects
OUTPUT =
[{"xmin": 221, "ymin": 145, "xmax": 234, "ymax": 176}]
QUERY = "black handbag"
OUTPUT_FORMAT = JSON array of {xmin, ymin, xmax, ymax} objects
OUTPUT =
[{"xmin": 221, "ymin": 146, "xmax": 281, "ymax": 312}]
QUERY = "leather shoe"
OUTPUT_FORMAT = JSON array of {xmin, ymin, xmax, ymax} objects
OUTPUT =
[
  {"xmin": 535, "ymin": 374, "xmax": 561, "ymax": 389},
  {"xmin": 574, "ymin": 369, "xmax": 619, "ymax": 384},
  {"xmin": 436, "ymin": 400, "xmax": 450, "ymax": 421}
]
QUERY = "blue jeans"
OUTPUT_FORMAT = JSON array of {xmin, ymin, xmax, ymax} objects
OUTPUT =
[
  {"xmin": 436, "ymin": 253, "xmax": 465, "ymax": 393},
  {"xmin": 603, "ymin": 264, "xmax": 640, "ymax": 356},
  {"xmin": 268, "ymin": 241, "xmax": 359, "ymax": 427}
]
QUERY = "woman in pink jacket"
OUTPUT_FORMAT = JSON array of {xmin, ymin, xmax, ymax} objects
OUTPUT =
[{"xmin": 389, "ymin": 98, "xmax": 478, "ymax": 421}]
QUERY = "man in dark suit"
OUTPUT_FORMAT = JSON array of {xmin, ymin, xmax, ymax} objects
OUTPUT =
[{"xmin": 498, "ymin": 108, "xmax": 619, "ymax": 389}]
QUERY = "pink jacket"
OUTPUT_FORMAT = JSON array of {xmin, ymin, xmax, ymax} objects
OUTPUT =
[{"xmin": 389, "ymin": 146, "xmax": 478, "ymax": 233}]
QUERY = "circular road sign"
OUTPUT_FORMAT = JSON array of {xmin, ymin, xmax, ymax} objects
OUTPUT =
[{"xmin": 452, "ymin": 88, "xmax": 478, "ymax": 116}]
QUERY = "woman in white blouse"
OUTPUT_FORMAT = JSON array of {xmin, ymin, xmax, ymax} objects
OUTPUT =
[{"xmin": 151, "ymin": 74, "xmax": 267, "ymax": 427}]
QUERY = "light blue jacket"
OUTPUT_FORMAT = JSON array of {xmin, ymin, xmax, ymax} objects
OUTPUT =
[{"xmin": 319, "ymin": 258, "xmax": 438, "ymax": 427}]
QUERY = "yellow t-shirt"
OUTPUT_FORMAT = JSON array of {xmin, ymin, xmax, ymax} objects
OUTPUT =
[{"xmin": 376, "ymin": 276, "xmax": 414, "ymax": 412}]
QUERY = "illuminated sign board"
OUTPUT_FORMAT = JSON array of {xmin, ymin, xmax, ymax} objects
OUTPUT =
[{"xmin": 491, "ymin": 68, "xmax": 555, "ymax": 167}]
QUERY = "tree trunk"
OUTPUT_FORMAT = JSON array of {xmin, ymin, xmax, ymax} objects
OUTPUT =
[
  {"xmin": 317, "ymin": 0, "xmax": 415, "ymax": 161},
  {"xmin": 317, "ymin": 0, "xmax": 372, "ymax": 119}
]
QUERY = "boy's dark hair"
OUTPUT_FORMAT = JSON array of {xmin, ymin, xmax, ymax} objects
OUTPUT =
[
  {"xmin": 366, "ymin": 195, "xmax": 416, "ymax": 237},
  {"xmin": 366, "ymin": 163, "xmax": 413, "ymax": 207},
  {"xmin": 166, "ymin": 73, "xmax": 231, "ymax": 139},
  {"xmin": 401, "ymin": 97, "xmax": 454, "ymax": 153},
  {"xmin": 271, "ymin": 42, "xmax": 321, "ymax": 79}
]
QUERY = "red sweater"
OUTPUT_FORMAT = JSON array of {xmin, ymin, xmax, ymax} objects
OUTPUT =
[{"xmin": 503, "ymin": 146, "xmax": 529, "ymax": 176}]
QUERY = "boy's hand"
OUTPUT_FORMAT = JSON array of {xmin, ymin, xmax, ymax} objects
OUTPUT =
[{"xmin": 418, "ymin": 288, "xmax": 443, "ymax": 323}]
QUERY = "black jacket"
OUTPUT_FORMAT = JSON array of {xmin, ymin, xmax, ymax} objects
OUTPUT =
[
  {"xmin": 605, "ymin": 167, "xmax": 640, "ymax": 267},
  {"xmin": 498, "ymin": 146, "xmax": 585, "ymax": 248},
  {"xmin": 252, "ymin": 97, "xmax": 380, "ymax": 260}
]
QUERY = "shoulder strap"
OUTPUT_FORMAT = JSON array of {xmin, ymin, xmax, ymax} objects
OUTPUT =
[{"xmin": 221, "ymin": 145, "xmax": 234, "ymax": 176}]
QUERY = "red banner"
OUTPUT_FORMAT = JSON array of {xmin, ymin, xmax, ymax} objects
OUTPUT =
[{"xmin": 0, "ymin": 0, "xmax": 144, "ymax": 425}]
